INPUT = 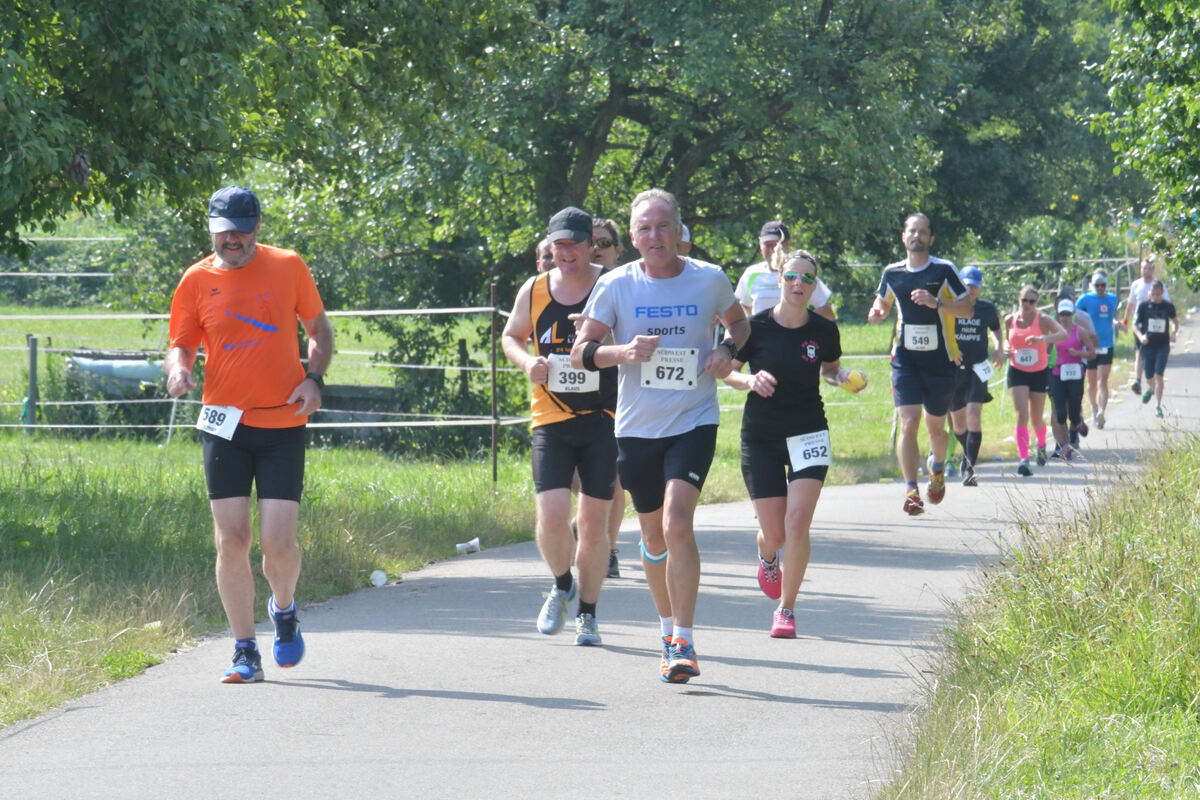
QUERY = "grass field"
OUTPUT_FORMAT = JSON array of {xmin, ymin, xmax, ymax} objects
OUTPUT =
[
  {"xmin": 0, "ymin": 437, "xmax": 535, "ymax": 725},
  {"xmin": 0, "ymin": 300, "xmax": 1159, "ymax": 740},
  {"xmin": 877, "ymin": 436, "xmax": 1200, "ymax": 798}
]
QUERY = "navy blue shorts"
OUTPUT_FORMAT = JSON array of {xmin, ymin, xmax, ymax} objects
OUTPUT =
[
  {"xmin": 1142, "ymin": 345, "xmax": 1170, "ymax": 378},
  {"xmin": 202, "ymin": 424, "xmax": 306, "ymax": 502},
  {"xmin": 891, "ymin": 366, "xmax": 955, "ymax": 417}
]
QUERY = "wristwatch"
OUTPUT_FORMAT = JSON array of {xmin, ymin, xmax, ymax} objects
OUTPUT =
[
  {"xmin": 721, "ymin": 338, "xmax": 739, "ymax": 359},
  {"xmin": 305, "ymin": 372, "xmax": 325, "ymax": 390}
]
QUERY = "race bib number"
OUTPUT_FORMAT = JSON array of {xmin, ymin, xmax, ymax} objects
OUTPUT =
[
  {"xmin": 1148, "ymin": 318, "xmax": 1167, "ymax": 333},
  {"xmin": 904, "ymin": 324, "xmax": 937, "ymax": 352},
  {"xmin": 547, "ymin": 353, "xmax": 598, "ymax": 394},
  {"xmin": 786, "ymin": 430, "xmax": 832, "ymax": 472},
  {"xmin": 195, "ymin": 404, "xmax": 243, "ymax": 440},
  {"xmin": 642, "ymin": 347, "xmax": 698, "ymax": 390},
  {"xmin": 1014, "ymin": 348, "xmax": 1039, "ymax": 368},
  {"xmin": 972, "ymin": 360, "xmax": 995, "ymax": 382},
  {"xmin": 1095, "ymin": 346, "xmax": 1109, "ymax": 355},
  {"xmin": 1059, "ymin": 363, "xmax": 1083, "ymax": 381}
]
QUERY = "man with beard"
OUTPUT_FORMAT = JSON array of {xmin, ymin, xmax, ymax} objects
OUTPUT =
[
  {"xmin": 166, "ymin": 186, "xmax": 334, "ymax": 683},
  {"xmin": 867, "ymin": 213, "xmax": 972, "ymax": 515}
]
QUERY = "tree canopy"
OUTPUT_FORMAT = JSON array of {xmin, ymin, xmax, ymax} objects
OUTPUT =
[
  {"xmin": 1096, "ymin": 0, "xmax": 1200, "ymax": 284},
  {"xmin": 4, "ymin": 0, "xmax": 1140, "ymax": 301}
]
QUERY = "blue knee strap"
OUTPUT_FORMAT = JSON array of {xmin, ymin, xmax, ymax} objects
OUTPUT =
[{"xmin": 639, "ymin": 540, "xmax": 668, "ymax": 563}]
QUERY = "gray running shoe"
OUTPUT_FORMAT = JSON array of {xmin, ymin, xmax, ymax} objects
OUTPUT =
[
  {"xmin": 961, "ymin": 467, "xmax": 978, "ymax": 487},
  {"xmin": 537, "ymin": 582, "xmax": 577, "ymax": 635},
  {"xmin": 574, "ymin": 613, "xmax": 602, "ymax": 646},
  {"xmin": 1017, "ymin": 459, "xmax": 1033, "ymax": 477},
  {"xmin": 607, "ymin": 549, "xmax": 620, "ymax": 579}
]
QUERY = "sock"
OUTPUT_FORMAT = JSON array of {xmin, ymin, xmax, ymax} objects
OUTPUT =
[
  {"xmin": 954, "ymin": 430, "xmax": 968, "ymax": 450},
  {"xmin": 966, "ymin": 431, "xmax": 982, "ymax": 468},
  {"xmin": 906, "ymin": 481, "xmax": 918, "ymax": 493},
  {"xmin": 235, "ymin": 637, "xmax": 258, "ymax": 652},
  {"xmin": 1015, "ymin": 426, "xmax": 1030, "ymax": 460},
  {"xmin": 931, "ymin": 460, "xmax": 944, "ymax": 475},
  {"xmin": 760, "ymin": 551, "xmax": 777, "ymax": 568},
  {"xmin": 555, "ymin": 570, "xmax": 573, "ymax": 593},
  {"xmin": 660, "ymin": 616, "xmax": 674, "ymax": 638},
  {"xmin": 672, "ymin": 625, "xmax": 694, "ymax": 647},
  {"xmin": 1035, "ymin": 425, "xmax": 1047, "ymax": 448},
  {"xmin": 269, "ymin": 596, "xmax": 295, "ymax": 615},
  {"xmin": 578, "ymin": 600, "xmax": 596, "ymax": 618}
]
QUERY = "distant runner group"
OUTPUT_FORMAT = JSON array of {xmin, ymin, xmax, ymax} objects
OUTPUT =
[{"xmin": 168, "ymin": 185, "xmax": 1173, "ymax": 686}]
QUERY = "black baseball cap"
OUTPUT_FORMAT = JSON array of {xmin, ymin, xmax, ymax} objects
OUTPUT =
[{"xmin": 546, "ymin": 207, "xmax": 593, "ymax": 243}]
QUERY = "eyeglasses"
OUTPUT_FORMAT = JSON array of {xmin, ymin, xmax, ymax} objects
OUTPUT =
[
  {"xmin": 594, "ymin": 238, "xmax": 616, "ymax": 249},
  {"xmin": 1020, "ymin": 298, "xmax": 1038, "ymax": 304},
  {"xmin": 782, "ymin": 272, "xmax": 817, "ymax": 285},
  {"xmin": 1094, "ymin": 283, "xmax": 1106, "ymax": 288}
]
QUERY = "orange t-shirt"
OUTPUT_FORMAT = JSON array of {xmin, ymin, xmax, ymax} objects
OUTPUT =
[{"xmin": 168, "ymin": 244, "xmax": 325, "ymax": 428}]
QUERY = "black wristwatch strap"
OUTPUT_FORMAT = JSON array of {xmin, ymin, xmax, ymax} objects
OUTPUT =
[{"xmin": 305, "ymin": 372, "xmax": 325, "ymax": 389}]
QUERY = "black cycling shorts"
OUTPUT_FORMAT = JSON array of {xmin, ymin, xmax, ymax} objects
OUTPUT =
[
  {"xmin": 530, "ymin": 412, "xmax": 617, "ymax": 498},
  {"xmin": 202, "ymin": 424, "xmax": 307, "ymax": 502},
  {"xmin": 740, "ymin": 435, "xmax": 828, "ymax": 500},
  {"xmin": 616, "ymin": 425, "xmax": 717, "ymax": 513},
  {"xmin": 1006, "ymin": 365, "xmax": 1050, "ymax": 393}
]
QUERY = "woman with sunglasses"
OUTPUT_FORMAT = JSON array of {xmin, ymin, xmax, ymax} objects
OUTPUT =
[
  {"xmin": 592, "ymin": 218, "xmax": 624, "ymax": 269},
  {"xmin": 1048, "ymin": 298, "xmax": 1096, "ymax": 461},
  {"xmin": 724, "ymin": 249, "xmax": 861, "ymax": 638},
  {"xmin": 586, "ymin": 217, "xmax": 627, "ymax": 578},
  {"xmin": 1002, "ymin": 285, "xmax": 1067, "ymax": 476}
]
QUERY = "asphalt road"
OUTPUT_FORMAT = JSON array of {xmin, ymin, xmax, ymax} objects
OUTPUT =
[{"xmin": 2, "ymin": 326, "xmax": 1197, "ymax": 800}]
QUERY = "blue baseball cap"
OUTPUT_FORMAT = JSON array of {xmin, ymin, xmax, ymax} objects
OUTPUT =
[
  {"xmin": 960, "ymin": 266, "xmax": 983, "ymax": 287},
  {"xmin": 208, "ymin": 186, "xmax": 261, "ymax": 234}
]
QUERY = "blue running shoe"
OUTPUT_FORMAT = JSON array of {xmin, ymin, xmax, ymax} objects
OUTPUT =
[
  {"xmin": 658, "ymin": 636, "xmax": 676, "ymax": 683},
  {"xmin": 667, "ymin": 638, "xmax": 700, "ymax": 683},
  {"xmin": 269, "ymin": 596, "xmax": 305, "ymax": 668},
  {"xmin": 221, "ymin": 645, "xmax": 264, "ymax": 684}
]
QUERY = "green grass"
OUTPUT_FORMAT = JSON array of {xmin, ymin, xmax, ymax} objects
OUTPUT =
[
  {"xmin": 0, "ymin": 304, "xmax": 1161, "ymax": 732},
  {"xmin": 0, "ymin": 436, "xmax": 535, "ymax": 726},
  {"xmin": 876, "ymin": 436, "xmax": 1200, "ymax": 798},
  {"xmin": 0, "ymin": 303, "xmax": 483, "ymax": 399}
]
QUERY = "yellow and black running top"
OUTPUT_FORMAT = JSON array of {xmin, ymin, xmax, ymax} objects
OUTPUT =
[{"xmin": 529, "ymin": 271, "xmax": 617, "ymax": 428}]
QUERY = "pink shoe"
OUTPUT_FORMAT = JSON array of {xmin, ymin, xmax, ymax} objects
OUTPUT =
[
  {"xmin": 770, "ymin": 607, "xmax": 796, "ymax": 638},
  {"xmin": 757, "ymin": 555, "xmax": 782, "ymax": 600}
]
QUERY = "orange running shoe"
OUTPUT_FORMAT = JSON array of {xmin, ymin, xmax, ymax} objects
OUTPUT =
[
  {"xmin": 666, "ymin": 638, "xmax": 700, "ymax": 683},
  {"xmin": 903, "ymin": 487, "xmax": 925, "ymax": 516}
]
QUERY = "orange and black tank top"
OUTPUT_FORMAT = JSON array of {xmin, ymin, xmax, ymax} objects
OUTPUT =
[{"xmin": 529, "ymin": 271, "xmax": 617, "ymax": 427}]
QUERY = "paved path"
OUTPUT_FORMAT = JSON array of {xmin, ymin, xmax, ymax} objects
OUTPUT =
[{"xmin": 2, "ymin": 327, "xmax": 1198, "ymax": 800}]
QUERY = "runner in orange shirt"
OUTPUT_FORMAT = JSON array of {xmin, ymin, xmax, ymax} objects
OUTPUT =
[{"xmin": 166, "ymin": 186, "xmax": 334, "ymax": 683}]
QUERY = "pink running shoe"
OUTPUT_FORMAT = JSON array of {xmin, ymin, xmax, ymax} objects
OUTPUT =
[
  {"xmin": 770, "ymin": 608, "xmax": 796, "ymax": 639},
  {"xmin": 757, "ymin": 555, "xmax": 782, "ymax": 600}
]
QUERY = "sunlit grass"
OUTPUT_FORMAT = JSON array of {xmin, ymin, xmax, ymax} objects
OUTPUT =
[
  {"xmin": 0, "ymin": 436, "xmax": 534, "ymax": 726},
  {"xmin": 877, "ymin": 436, "xmax": 1200, "ymax": 798}
]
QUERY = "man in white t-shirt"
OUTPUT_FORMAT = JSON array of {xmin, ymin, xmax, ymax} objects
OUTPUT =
[
  {"xmin": 1120, "ymin": 257, "xmax": 1169, "ymax": 394},
  {"xmin": 572, "ymin": 188, "xmax": 748, "ymax": 686},
  {"xmin": 734, "ymin": 220, "xmax": 834, "ymax": 319}
]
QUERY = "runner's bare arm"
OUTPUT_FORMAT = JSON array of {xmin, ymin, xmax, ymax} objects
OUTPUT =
[
  {"xmin": 165, "ymin": 346, "xmax": 198, "ymax": 397},
  {"xmin": 501, "ymin": 277, "xmax": 549, "ymax": 383}
]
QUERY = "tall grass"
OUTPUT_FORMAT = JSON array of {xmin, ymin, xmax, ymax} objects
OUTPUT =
[
  {"xmin": 877, "ymin": 435, "xmax": 1200, "ymax": 798},
  {"xmin": 0, "ymin": 436, "xmax": 534, "ymax": 725}
]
